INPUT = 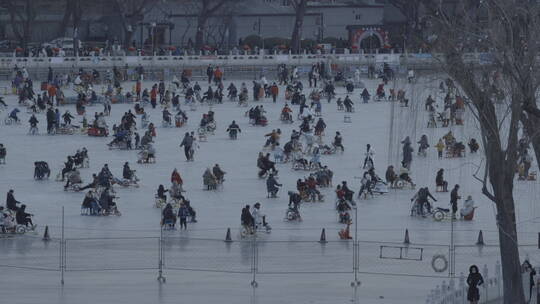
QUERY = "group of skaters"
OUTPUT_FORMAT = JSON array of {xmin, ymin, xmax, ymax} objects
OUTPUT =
[
  {"xmin": 158, "ymin": 169, "xmax": 196, "ymax": 230},
  {"xmin": 1, "ymin": 190, "xmax": 35, "ymax": 233},
  {"xmin": 3, "ymin": 63, "xmax": 521, "ymax": 239}
]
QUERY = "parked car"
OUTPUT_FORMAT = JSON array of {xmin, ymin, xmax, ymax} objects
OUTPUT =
[{"xmin": 43, "ymin": 37, "xmax": 75, "ymax": 50}]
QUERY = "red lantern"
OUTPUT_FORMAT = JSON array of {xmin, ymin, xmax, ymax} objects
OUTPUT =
[
  {"xmin": 128, "ymin": 46, "xmax": 136, "ymax": 52},
  {"xmin": 15, "ymin": 47, "xmax": 23, "ymax": 52},
  {"xmin": 351, "ymin": 45, "xmax": 358, "ymax": 49}
]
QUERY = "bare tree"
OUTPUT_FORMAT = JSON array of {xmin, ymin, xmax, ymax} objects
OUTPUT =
[
  {"xmin": 192, "ymin": 0, "xmax": 232, "ymax": 49},
  {"xmin": 113, "ymin": 0, "xmax": 156, "ymax": 48},
  {"xmin": 57, "ymin": 0, "xmax": 82, "ymax": 38},
  {"xmin": 1, "ymin": 0, "xmax": 36, "ymax": 50},
  {"xmin": 423, "ymin": 0, "xmax": 538, "ymax": 302},
  {"xmin": 290, "ymin": 0, "xmax": 309, "ymax": 54},
  {"xmin": 386, "ymin": 0, "xmax": 424, "ymax": 48}
]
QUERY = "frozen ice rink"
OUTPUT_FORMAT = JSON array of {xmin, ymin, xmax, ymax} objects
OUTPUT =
[{"xmin": 1, "ymin": 74, "xmax": 539, "ymax": 303}]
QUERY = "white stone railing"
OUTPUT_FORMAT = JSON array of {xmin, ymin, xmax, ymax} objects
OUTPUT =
[
  {"xmin": 426, "ymin": 262, "xmax": 503, "ymax": 304},
  {"xmin": 0, "ymin": 52, "xmax": 487, "ymax": 70}
]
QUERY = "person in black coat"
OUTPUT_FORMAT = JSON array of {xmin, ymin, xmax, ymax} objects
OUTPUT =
[
  {"xmin": 6, "ymin": 189, "xmax": 21, "ymax": 212},
  {"xmin": 29, "ymin": 114, "xmax": 39, "ymax": 128},
  {"xmin": 16, "ymin": 204, "xmax": 33, "ymax": 227},
  {"xmin": 46, "ymin": 108, "xmax": 56, "ymax": 134},
  {"xmin": 157, "ymin": 184, "xmax": 168, "ymax": 202},
  {"xmin": 523, "ymin": 260, "xmax": 537, "ymax": 301},
  {"xmin": 161, "ymin": 203, "xmax": 176, "ymax": 227},
  {"xmin": 266, "ymin": 174, "xmax": 282, "ymax": 198},
  {"xmin": 435, "ymin": 168, "xmax": 448, "ymax": 192},
  {"xmin": 288, "ymin": 191, "xmax": 302, "ymax": 211},
  {"xmin": 61, "ymin": 156, "xmax": 74, "ymax": 180},
  {"xmin": 206, "ymin": 65, "xmax": 214, "ymax": 84},
  {"xmin": 450, "ymin": 184, "xmax": 461, "ymax": 217},
  {"xmin": 466, "ymin": 265, "xmax": 484, "ymax": 303},
  {"xmin": 241, "ymin": 205, "xmax": 254, "ymax": 233},
  {"xmin": 123, "ymin": 162, "xmax": 133, "ymax": 180}
]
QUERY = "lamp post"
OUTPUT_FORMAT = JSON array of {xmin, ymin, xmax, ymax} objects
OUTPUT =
[
  {"xmin": 151, "ymin": 22, "xmax": 157, "ymax": 55},
  {"xmin": 352, "ymin": 202, "xmax": 360, "ymax": 287}
]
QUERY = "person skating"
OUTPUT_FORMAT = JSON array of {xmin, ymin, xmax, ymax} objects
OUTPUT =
[
  {"xmin": 358, "ymin": 171, "xmax": 374, "ymax": 198},
  {"xmin": 460, "ymin": 195, "xmax": 475, "ymax": 219},
  {"xmin": 206, "ymin": 64, "xmax": 214, "ymax": 84},
  {"xmin": 8, "ymin": 108, "xmax": 20, "ymax": 123},
  {"xmin": 61, "ymin": 156, "xmax": 75, "ymax": 181},
  {"xmin": 343, "ymin": 95, "xmax": 354, "ymax": 112},
  {"xmin": 288, "ymin": 191, "xmax": 302, "ymax": 211},
  {"xmin": 417, "ymin": 135, "xmax": 429, "ymax": 156},
  {"xmin": 62, "ymin": 110, "xmax": 74, "ymax": 126},
  {"xmin": 411, "ymin": 187, "xmax": 436, "ymax": 216},
  {"xmin": 363, "ymin": 144, "xmax": 375, "ymax": 169},
  {"xmin": 436, "ymin": 139, "xmax": 445, "ymax": 159},
  {"xmin": 314, "ymin": 118, "xmax": 326, "ymax": 136},
  {"xmin": 46, "ymin": 107, "xmax": 56, "ymax": 134},
  {"xmin": 341, "ymin": 181, "xmax": 354, "ymax": 203},
  {"xmin": 270, "ymin": 83, "xmax": 279, "ymax": 103},
  {"xmin": 79, "ymin": 174, "xmax": 98, "ymax": 191},
  {"xmin": 15, "ymin": 204, "xmax": 34, "ymax": 228},
  {"xmin": 450, "ymin": 184, "xmax": 461, "ymax": 218},
  {"xmin": 241, "ymin": 205, "xmax": 254, "ymax": 235},
  {"xmin": 180, "ymin": 132, "xmax": 194, "ymax": 161},
  {"xmin": 266, "ymin": 174, "xmax": 282, "ymax": 198},
  {"xmin": 212, "ymin": 164, "xmax": 226, "ymax": 184},
  {"xmin": 122, "ymin": 162, "xmax": 135, "ymax": 181},
  {"xmin": 402, "ymin": 138, "xmax": 413, "ymax": 169},
  {"xmin": 6, "ymin": 189, "xmax": 21, "ymax": 212},
  {"xmin": 435, "ymin": 168, "xmax": 448, "ymax": 192},
  {"xmin": 178, "ymin": 204, "xmax": 189, "ymax": 230},
  {"xmin": 385, "ymin": 165, "xmax": 397, "ymax": 187},
  {"xmin": 226, "ymin": 120, "xmax": 241, "ymax": 139},
  {"xmin": 251, "ymin": 202, "xmax": 269, "ymax": 231},
  {"xmin": 333, "ymin": 132, "xmax": 344, "ymax": 152},
  {"xmin": 161, "ymin": 203, "xmax": 176, "ymax": 228}
]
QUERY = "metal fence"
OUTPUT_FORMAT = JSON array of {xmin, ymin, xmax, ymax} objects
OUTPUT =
[
  {"xmin": 0, "ymin": 235, "xmax": 454, "ymax": 287},
  {"xmin": 428, "ymin": 244, "xmax": 540, "ymax": 303}
]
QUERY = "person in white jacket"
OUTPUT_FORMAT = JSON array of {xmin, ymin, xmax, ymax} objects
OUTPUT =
[
  {"xmin": 251, "ymin": 202, "xmax": 270, "ymax": 231},
  {"xmin": 363, "ymin": 144, "xmax": 375, "ymax": 169},
  {"xmin": 460, "ymin": 195, "xmax": 475, "ymax": 217}
]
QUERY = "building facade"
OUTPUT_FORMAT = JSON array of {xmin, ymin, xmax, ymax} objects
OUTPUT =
[{"xmin": 0, "ymin": 0, "xmax": 406, "ymax": 50}]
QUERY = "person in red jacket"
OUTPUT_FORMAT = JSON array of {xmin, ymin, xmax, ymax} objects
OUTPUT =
[
  {"xmin": 270, "ymin": 83, "xmax": 279, "ymax": 103},
  {"xmin": 171, "ymin": 168, "xmax": 183, "ymax": 185},
  {"xmin": 150, "ymin": 85, "xmax": 158, "ymax": 108}
]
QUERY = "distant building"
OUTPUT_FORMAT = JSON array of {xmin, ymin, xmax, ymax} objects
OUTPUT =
[{"xmin": 0, "ymin": 0, "xmax": 408, "ymax": 51}]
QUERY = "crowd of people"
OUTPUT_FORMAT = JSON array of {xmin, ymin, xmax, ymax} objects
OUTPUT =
[{"xmin": 2, "ymin": 59, "xmax": 538, "ymax": 303}]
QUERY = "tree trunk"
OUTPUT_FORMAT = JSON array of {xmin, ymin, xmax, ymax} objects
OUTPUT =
[
  {"xmin": 124, "ymin": 28, "xmax": 134, "ymax": 49},
  {"xmin": 291, "ymin": 0, "xmax": 307, "ymax": 54},
  {"xmin": 195, "ymin": 15, "xmax": 208, "ymax": 50},
  {"xmin": 479, "ymin": 143, "xmax": 526, "ymax": 303},
  {"xmin": 58, "ymin": 0, "xmax": 73, "ymax": 37},
  {"xmin": 72, "ymin": 0, "xmax": 82, "ymax": 55},
  {"xmin": 494, "ymin": 183, "xmax": 525, "ymax": 303}
]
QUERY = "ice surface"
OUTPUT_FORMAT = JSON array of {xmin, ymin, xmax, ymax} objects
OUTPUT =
[{"xmin": 1, "ymin": 75, "xmax": 539, "ymax": 303}]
